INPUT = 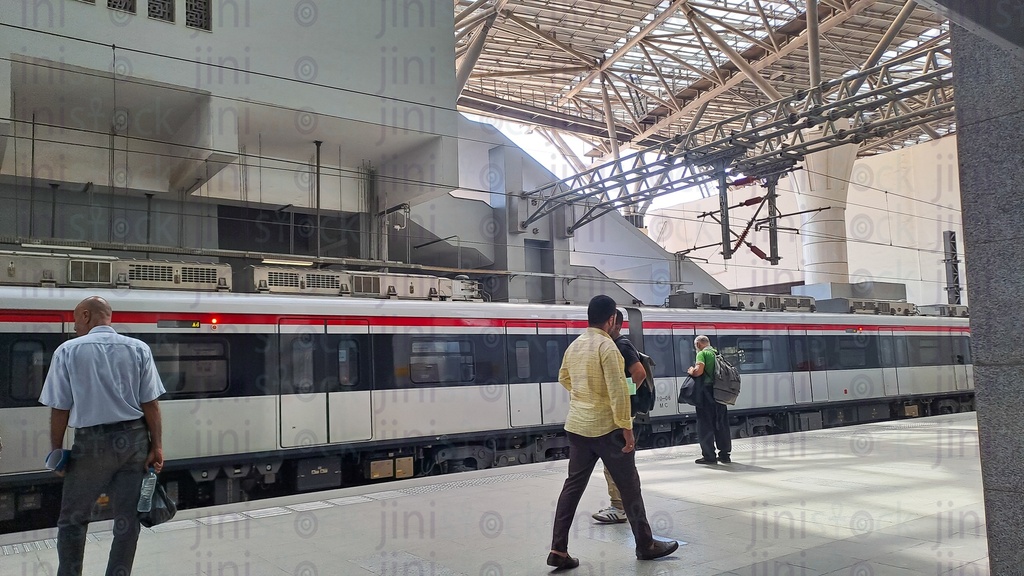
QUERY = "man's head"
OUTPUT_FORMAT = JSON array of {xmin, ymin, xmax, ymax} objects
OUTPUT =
[
  {"xmin": 587, "ymin": 295, "xmax": 617, "ymax": 333},
  {"xmin": 73, "ymin": 296, "xmax": 112, "ymax": 337},
  {"xmin": 609, "ymin": 310, "xmax": 624, "ymax": 339},
  {"xmin": 694, "ymin": 334, "xmax": 710, "ymax": 351}
]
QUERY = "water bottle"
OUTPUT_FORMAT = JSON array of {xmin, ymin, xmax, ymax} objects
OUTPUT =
[{"xmin": 137, "ymin": 468, "xmax": 158, "ymax": 513}]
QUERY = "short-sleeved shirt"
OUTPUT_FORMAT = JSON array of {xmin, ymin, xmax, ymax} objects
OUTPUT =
[
  {"xmin": 614, "ymin": 335, "xmax": 641, "ymax": 379},
  {"xmin": 39, "ymin": 326, "xmax": 166, "ymax": 428},
  {"xmin": 696, "ymin": 346, "xmax": 716, "ymax": 385},
  {"xmin": 558, "ymin": 328, "xmax": 631, "ymax": 436}
]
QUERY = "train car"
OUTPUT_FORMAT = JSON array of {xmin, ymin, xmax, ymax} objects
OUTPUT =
[{"xmin": 0, "ymin": 284, "xmax": 972, "ymax": 532}]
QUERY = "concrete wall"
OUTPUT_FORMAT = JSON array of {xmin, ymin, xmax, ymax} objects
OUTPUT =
[
  {"xmin": 951, "ymin": 23, "xmax": 1024, "ymax": 575},
  {"xmin": 1, "ymin": 0, "xmax": 459, "ymax": 214},
  {"xmin": 647, "ymin": 134, "xmax": 966, "ymax": 306}
]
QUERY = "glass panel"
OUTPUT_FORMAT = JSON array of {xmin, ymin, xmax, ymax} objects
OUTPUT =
[
  {"xmin": 545, "ymin": 340, "xmax": 561, "ymax": 380},
  {"xmin": 290, "ymin": 335, "xmax": 315, "ymax": 393},
  {"xmin": 336, "ymin": 340, "xmax": 358, "ymax": 388},
  {"xmin": 879, "ymin": 335, "xmax": 895, "ymax": 367},
  {"xmin": 410, "ymin": 338, "xmax": 475, "ymax": 384},
  {"xmin": 643, "ymin": 334, "xmax": 675, "ymax": 377},
  {"xmin": 515, "ymin": 341, "xmax": 531, "ymax": 379},
  {"xmin": 10, "ymin": 341, "xmax": 47, "ymax": 401},
  {"xmin": 736, "ymin": 337, "xmax": 772, "ymax": 372}
]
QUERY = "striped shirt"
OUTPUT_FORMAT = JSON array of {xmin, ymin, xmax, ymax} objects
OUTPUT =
[{"xmin": 558, "ymin": 327, "xmax": 632, "ymax": 436}]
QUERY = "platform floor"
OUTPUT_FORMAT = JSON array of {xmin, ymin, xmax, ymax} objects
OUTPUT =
[{"xmin": 1, "ymin": 413, "xmax": 988, "ymax": 576}]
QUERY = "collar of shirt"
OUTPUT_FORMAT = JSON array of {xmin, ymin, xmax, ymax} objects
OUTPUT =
[{"xmin": 88, "ymin": 326, "xmax": 117, "ymax": 335}]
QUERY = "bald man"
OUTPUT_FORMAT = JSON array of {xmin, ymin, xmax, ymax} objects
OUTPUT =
[{"xmin": 40, "ymin": 296, "xmax": 165, "ymax": 576}]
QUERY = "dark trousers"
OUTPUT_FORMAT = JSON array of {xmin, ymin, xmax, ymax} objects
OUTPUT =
[
  {"xmin": 551, "ymin": 430, "xmax": 654, "ymax": 553},
  {"xmin": 696, "ymin": 391, "xmax": 732, "ymax": 460},
  {"xmin": 57, "ymin": 424, "xmax": 149, "ymax": 576}
]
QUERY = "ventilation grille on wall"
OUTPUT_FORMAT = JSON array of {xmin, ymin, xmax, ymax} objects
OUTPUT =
[
  {"xmin": 108, "ymin": 0, "xmax": 136, "ymax": 12},
  {"xmin": 185, "ymin": 0, "xmax": 211, "ymax": 30},
  {"xmin": 148, "ymin": 0, "xmax": 174, "ymax": 22}
]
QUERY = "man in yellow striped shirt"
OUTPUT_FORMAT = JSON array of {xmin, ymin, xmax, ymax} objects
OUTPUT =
[{"xmin": 547, "ymin": 295, "xmax": 679, "ymax": 570}]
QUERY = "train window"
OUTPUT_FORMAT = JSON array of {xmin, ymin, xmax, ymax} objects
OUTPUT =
[
  {"xmin": 833, "ymin": 335, "xmax": 880, "ymax": 370},
  {"xmin": 149, "ymin": 339, "xmax": 229, "ymax": 395},
  {"xmin": 908, "ymin": 336, "xmax": 942, "ymax": 366},
  {"xmin": 545, "ymin": 340, "xmax": 562, "ymax": 380},
  {"xmin": 642, "ymin": 333, "xmax": 675, "ymax": 377},
  {"xmin": 514, "ymin": 341, "xmax": 531, "ymax": 379},
  {"xmin": 736, "ymin": 337, "xmax": 773, "ymax": 372},
  {"xmin": 410, "ymin": 339, "xmax": 475, "ymax": 384},
  {"xmin": 713, "ymin": 336, "xmax": 743, "ymax": 371},
  {"xmin": 791, "ymin": 335, "xmax": 826, "ymax": 371},
  {"xmin": 336, "ymin": 340, "xmax": 359, "ymax": 388},
  {"xmin": 894, "ymin": 335, "xmax": 909, "ymax": 367},
  {"xmin": 291, "ymin": 335, "xmax": 316, "ymax": 393},
  {"xmin": 879, "ymin": 335, "xmax": 895, "ymax": 367},
  {"xmin": 677, "ymin": 338, "xmax": 696, "ymax": 373},
  {"xmin": 957, "ymin": 336, "xmax": 972, "ymax": 364},
  {"xmin": 10, "ymin": 341, "xmax": 48, "ymax": 401}
]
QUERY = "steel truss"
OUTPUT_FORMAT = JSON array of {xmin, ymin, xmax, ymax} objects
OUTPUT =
[{"xmin": 520, "ymin": 44, "xmax": 952, "ymax": 241}]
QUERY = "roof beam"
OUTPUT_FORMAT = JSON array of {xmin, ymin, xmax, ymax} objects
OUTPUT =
[
  {"xmin": 623, "ymin": 0, "xmax": 879, "ymax": 148},
  {"xmin": 850, "ymin": 0, "xmax": 919, "ymax": 94},
  {"xmin": 557, "ymin": 0, "xmax": 690, "ymax": 106},
  {"xmin": 806, "ymin": 0, "xmax": 822, "ymax": 92}
]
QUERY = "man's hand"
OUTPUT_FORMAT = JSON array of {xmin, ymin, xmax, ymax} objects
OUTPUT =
[
  {"xmin": 145, "ymin": 447, "xmax": 164, "ymax": 473},
  {"xmin": 622, "ymin": 429, "xmax": 635, "ymax": 453}
]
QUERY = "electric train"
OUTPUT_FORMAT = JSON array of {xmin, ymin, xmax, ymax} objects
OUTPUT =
[{"xmin": 0, "ymin": 285, "xmax": 973, "ymax": 532}]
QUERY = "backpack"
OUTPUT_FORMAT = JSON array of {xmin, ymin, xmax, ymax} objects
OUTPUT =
[
  {"xmin": 711, "ymin": 350, "xmax": 741, "ymax": 406},
  {"xmin": 630, "ymin": 352, "xmax": 657, "ymax": 416}
]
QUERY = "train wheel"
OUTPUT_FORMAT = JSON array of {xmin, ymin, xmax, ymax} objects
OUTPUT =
[{"xmin": 651, "ymin": 433, "xmax": 672, "ymax": 449}]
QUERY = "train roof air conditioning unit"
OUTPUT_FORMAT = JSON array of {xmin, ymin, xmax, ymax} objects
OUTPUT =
[
  {"xmin": 781, "ymin": 296, "xmax": 816, "ymax": 313},
  {"xmin": 918, "ymin": 304, "xmax": 969, "ymax": 317},
  {"xmin": 112, "ymin": 260, "xmax": 232, "ymax": 291},
  {"xmin": 667, "ymin": 291, "xmax": 722, "ymax": 309},
  {"xmin": 816, "ymin": 298, "xmax": 917, "ymax": 315},
  {"xmin": 246, "ymin": 267, "xmax": 351, "ymax": 295},
  {"xmin": 729, "ymin": 293, "xmax": 783, "ymax": 312}
]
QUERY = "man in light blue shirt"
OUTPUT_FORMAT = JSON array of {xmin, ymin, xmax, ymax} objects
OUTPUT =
[{"xmin": 39, "ymin": 296, "xmax": 165, "ymax": 576}]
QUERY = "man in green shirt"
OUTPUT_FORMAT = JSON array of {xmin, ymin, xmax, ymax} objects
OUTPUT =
[{"xmin": 687, "ymin": 335, "xmax": 732, "ymax": 465}]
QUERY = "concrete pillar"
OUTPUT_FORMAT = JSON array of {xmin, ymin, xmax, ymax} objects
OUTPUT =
[
  {"xmin": 951, "ymin": 24, "xmax": 1024, "ymax": 575},
  {"xmin": 487, "ymin": 145, "xmax": 526, "ymax": 302},
  {"xmin": 791, "ymin": 125, "xmax": 859, "ymax": 284}
]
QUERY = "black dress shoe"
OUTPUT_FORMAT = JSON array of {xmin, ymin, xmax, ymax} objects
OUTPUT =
[
  {"xmin": 719, "ymin": 455, "xmax": 732, "ymax": 463},
  {"xmin": 637, "ymin": 539, "xmax": 679, "ymax": 560},
  {"xmin": 546, "ymin": 552, "xmax": 579, "ymax": 571},
  {"xmin": 694, "ymin": 457, "xmax": 717, "ymax": 465}
]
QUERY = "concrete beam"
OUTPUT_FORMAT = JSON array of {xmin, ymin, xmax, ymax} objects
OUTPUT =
[{"xmin": 917, "ymin": 0, "xmax": 1023, "ymax": 56}]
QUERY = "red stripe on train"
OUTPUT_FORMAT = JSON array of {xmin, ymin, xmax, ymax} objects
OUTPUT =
[{"xmin": 0, "ymin": 311, "xmax": 968, "ymax": 332}]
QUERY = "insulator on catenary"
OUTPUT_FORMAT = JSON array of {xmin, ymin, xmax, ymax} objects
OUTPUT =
[{"xmin": 748, "ymin": 244, "xmax": 769, "ymax": 260}]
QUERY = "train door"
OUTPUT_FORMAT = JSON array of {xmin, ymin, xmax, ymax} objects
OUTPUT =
[
  {"xmin": 326, "ymin": 320, "xmax": 372, "ymax": 442},
  {"xmin": 790, "ymin": 330, "xmax": 828, "ymax": 402},
  {"xmin": 952, "ymin": 333, "xmax": 971, "ymax": 391},
  {"xmin": 278, "ymin": 318, "xmax": 328, "ymax": 448},
  {"xmin": 880, "ymin": 329, "xmax": 900, "ymax": 396},
  {"xmin": 514, "ymin": 322, "xmax": 568, "ymax": 426},
  {"xmin": 0, "ymin": 313, "xmax": 64, "ymax": 475}
]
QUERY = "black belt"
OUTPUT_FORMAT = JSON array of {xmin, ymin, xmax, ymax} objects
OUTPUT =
[{"xmin": 78, "ymin": 419, "xmax": 146, "ymax": 434}]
